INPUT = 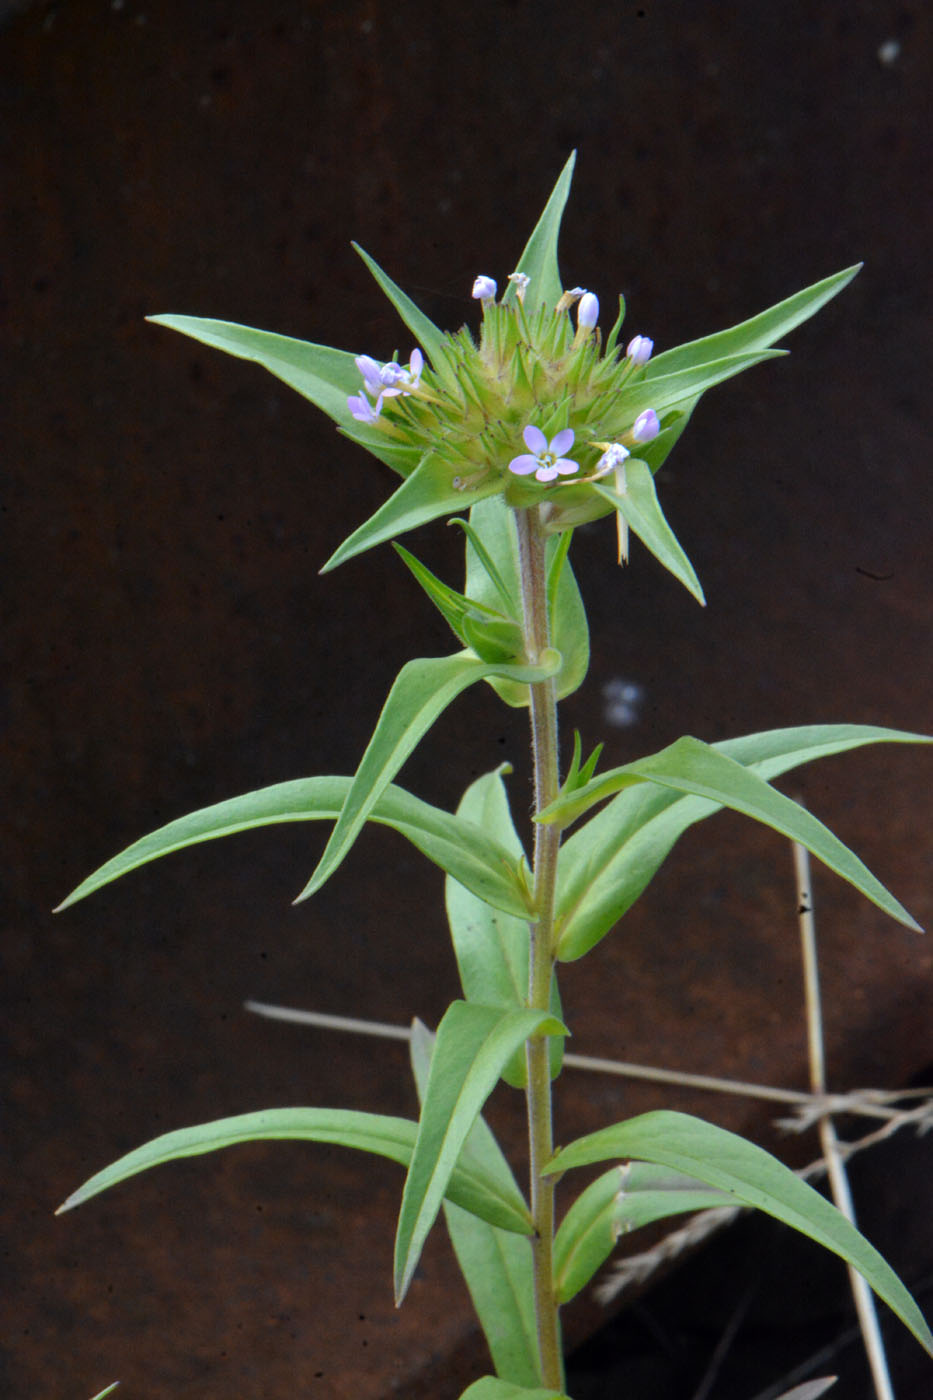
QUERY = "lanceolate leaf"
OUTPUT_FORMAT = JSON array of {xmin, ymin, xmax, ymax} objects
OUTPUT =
[
  {"xmin": 593, "ymin": 463, "xmax": 705, "ymax": 605},
  {"xmin": 55, "ymin": 776, "xmax": 531, "ymax": 921},
  {"xmin": 446, "ymin": 768, "xmax": 564, "ymax": 1087},
  {"xmin": 646, "ymin": 265, "xmax": 861, "ymax": 380},
  {"xmin": 553, "ymin": 1163, "xmax": 730, "ymax": 1303},
  {"xmin": 615, "ymin": 349, "xmax": 785, "ymax": 421},
  {"xmin": 410, "ymin": 1022, "xmax": 541, "ymax": 1387},
  {"xmin": 394, "ymin": 1002, "xmax": 566, "ymax": 1303},
  {"xmin": 321, "ymin": 452, "xmax": 501, "ymax": 572},
  {"xmin": 554, "ymin": 725, "xmax": 928, "ymax": 960},
  {"xmin": 394, "ymin": 544, "xmax": 524, "ymax": 664},
  {"xmin": 544, "ymin": 1110, "xmax": 933, "ymax": 1356},
  {"xmin": 297, "ymin": 650, "xmax": 560, "ymax": 904},
  {"xmin": 147, "ymin": 315, "xmax": 360, "ymax": 426},
  {"xmin": 502, "ymin": 152, "xmax": 577, "ymax": 314},
  {"xmin": 352, "ymin": 242, "xmax": 450, "ymax": 374},
  {"xmin": 545, "ymin": 728, "xmax": 928, "ymax": 958},
  {"xmin": 58, "ymin": 1107, "xmax": 532, "ymax": 1234}
]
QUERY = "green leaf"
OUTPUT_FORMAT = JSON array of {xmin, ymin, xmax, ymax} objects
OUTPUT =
[
  {"xmin": 88, "ymin": 1387, "xmax": 120, "ymax": 1400},
  {"xmin": 147, "ymin": 315, "xmax": 360, "ymax": 426},
  {"xmin": 55, "ymin": 775, "xmax": 531, "ymax": 921},
  {"xmin": 321, "ymin": 451, "xmax": 502, "ymax": 572},
  {"xmin": 615, "ymin": 349, "xmax": 786, "ymax": 422},
  {"xmin": 502, "ymin": 153, "xmax": 577, "ymax": 314},
  {"xmin": 352, "ymin": 243, "xmax": 450, "ymax": 373},
  {"xmin": 462, "ymin": 497, "xmax": 589, "ymax": 707},
  {"xmin": 593, "ymin": 461, "xmax": 705, "ymax": 604},
  {"xmin": 544, "ymin": 1109, "xmax": 933, "ymax": 1355},
  {"xmin": 446, "ymin": 768, "xmax": 564, "ymax": 1087},
  {"xmin": 340, "ymin": 422, "xmax": 424, "ymax": 477},
  {"xmin": 394, "ymin": 1001, "xmax": 566, "ymax": 1303},
  {"xmin": 544, "ymin": 730, "xmax": 927, "ymax": 957},
  {"xmin": 458, "ymin": 1381, "xmax": 569, "ymax": 1400},
  {"xmin": 646, "ymin": 264, "xmax": 862, "ymax": 380},
  {"xmin": 554, "ymin": 725, "xmax": 930, "ymax": 960},
  {"xmin": 410, "ymin": 1023, "xmax": 541, "ymax": 1387},
  {"xmin": 393, "ymin": 542, "xmax": 520, "ymax": 659},
  {"xmin": 449, "ymin": 515, "xmax": 515, "ymax": 613},
  {"xmin": 553, "ymin": 1163, "xmax": 730, "ymax": 1303},
  {"xmin": 296, "ymin": 650, "xmax": 559, "ymax": 904},
  {"xmin": 58, "ymin": 1106, "xmax": 531, "ymax": 1233}
]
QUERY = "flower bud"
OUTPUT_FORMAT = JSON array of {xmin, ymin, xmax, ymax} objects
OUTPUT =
[
  {"xmin": 625, "ymin": 335, "xmax": 653, "ymax": 365},
  {"xmin": 631, "ymin": 408, "xmax": 660, "ymax": 443},
  {"xmin": 577, "ymin": 292, "xmax": 599, "ymax": 330},
  {"xmin": 508, "ymin": 272, "xmax": 530, "ymax": 303},
  {"xmin": 472, "ymin": 275, "xmax": 497, "ymax": 301}
]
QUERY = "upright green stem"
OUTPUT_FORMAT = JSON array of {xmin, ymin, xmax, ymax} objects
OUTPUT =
[{"xmin": 515, "ymin": 505, "xmax": 564, "ymax": 1390}]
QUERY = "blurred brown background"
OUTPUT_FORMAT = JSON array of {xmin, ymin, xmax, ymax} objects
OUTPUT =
[{"xmin": 3, "ymin": 1, "xmax": 931, "ymax": 1396}]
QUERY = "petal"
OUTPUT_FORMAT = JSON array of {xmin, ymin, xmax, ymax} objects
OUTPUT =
[
  {"xmin": 409, "ymin": 348, "xmax": 424, "ymax": 378},
  {"xmin": 549, "ymin": 427, "xmax": 575, "ymax": 457},
  {"xmin": 509, "ymin": 454, "xmax": 540, "ymax": 476},
  {"xmin": 553, "ymin": 458, "xmax": 579, "ymax": 475},
  {"xmin": 536, "ymin": 464, "xmax": 559, "ymax": 482},
  {"xmin": 523, "ymin": 424, "xmax": 547, "ymax": 454},
  {"xmin": 355, "ymin": 355, "xmax": 383, "ymax": 393}
]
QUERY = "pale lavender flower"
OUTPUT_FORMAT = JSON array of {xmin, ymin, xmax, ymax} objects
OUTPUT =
[
  {"xmin": 626, "ymin": 335, "xmax": 653, "ymax": 365},
  {"xmin": 577, "ymin": 292, "xmax": 599, "ymax": 329},
  {"xmin": 381, "ymin": 347, "xmax": 423, "ymax": 397},
  {"xmin": 355, "ymin": 354, "xmax": 385, "ymax": 397},
  {"xmin": 356, "ymin": 348, "xmax": 424, "ymax": 403},
  {"xmin": 348, "ymin": 391, "xmax": 382, "ymax": 424},
  {"xmin": 631, "ymin": 408, "xmax": 660, "ymax": 443},
  {"xmin": 472, "ymin": 275, "xmax": 497, "ymax": 301},
  {"xmin": 508, "ymin": 424, "xmax": 578, "ymax": 483}
]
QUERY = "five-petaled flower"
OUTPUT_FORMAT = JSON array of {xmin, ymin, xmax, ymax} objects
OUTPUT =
[{"xmin": 509, "ymin": 425, "xmax": 579, "ymax": 483}]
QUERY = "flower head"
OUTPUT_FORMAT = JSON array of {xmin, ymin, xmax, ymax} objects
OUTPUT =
[
  {"xmin": 508, "ymin": 425, "xmax": 579, "ymax": 484},
  {"xmin": 626, "ymin": 335, "xmax": 653, "ymax": 365},
  {"xmin": 472, "ymin": 275, "xmax": 497, "ymax": 301}
]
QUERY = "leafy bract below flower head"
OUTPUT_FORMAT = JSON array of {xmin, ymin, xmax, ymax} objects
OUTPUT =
[{"xmin": 149, "ymin": 154, "xmax": 862, "ymax": 574}]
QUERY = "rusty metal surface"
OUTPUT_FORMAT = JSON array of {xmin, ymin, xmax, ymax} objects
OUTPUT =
[{"xmin": 3, "ymin": 2, "xmax": 931, "ymax": 1397}]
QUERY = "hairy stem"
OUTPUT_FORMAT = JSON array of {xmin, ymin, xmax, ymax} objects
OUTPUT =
[{"xmin": 515, "ymin": 504, "xmax": 564, "ymax": 1390}]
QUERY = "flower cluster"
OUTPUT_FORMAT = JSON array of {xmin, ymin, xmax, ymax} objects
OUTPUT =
[
  {"xmin": 348, "ymin": 348, "xmax": 424, "ymax": 424},
  {"xmin": 344, "ymin": 272, "xmax": 662, "ymax": 533}
]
